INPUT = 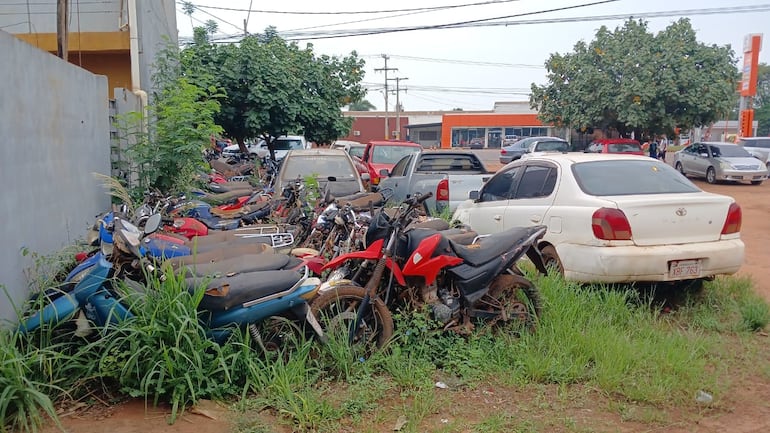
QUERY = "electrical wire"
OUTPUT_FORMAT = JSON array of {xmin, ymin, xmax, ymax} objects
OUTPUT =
[
  {"xmin": 188, "ymin": 0, "xmax": 523, "ymax": 15},
  {"xmin": 363, "ymin": 54, "xmax": 544, "ymax": 69}
]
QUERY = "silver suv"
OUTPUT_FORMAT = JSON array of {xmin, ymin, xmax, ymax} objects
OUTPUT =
[{"xmin": 737, "ymin": 137, "xmax": 770, "ymax": 169}]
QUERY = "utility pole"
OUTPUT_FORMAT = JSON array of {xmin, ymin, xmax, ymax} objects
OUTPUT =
[
  {"xmin": 387, "ymin": 77, "xmax": 408, "ymax": 140},
  {"xmin": 375, "ymin": 55, "xmax": 397, "ymax": 139},
  {"xmin": 56, "ymin": 0, "xmax": 69, "ymax": 60}
]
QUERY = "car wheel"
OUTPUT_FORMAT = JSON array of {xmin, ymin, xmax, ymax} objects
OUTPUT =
[
  {"xmin": 706, "ymin": 167, "xmax": 717, "ymax": 184},
  {"xmin": 540, "ymin": 245, "xmax": 563, "ymax": 275},
  {"xmin": 675, "ymin": 162, "xmax": 685, "ymax": 176}
]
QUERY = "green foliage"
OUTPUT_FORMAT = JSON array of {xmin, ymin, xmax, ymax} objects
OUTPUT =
[
  {"xmin": 19, "ymin": 244, "xmax": 80, "ymax": 294},
  {"xmin": 179, "ymin": 27, "xmax": 365, "ymax": 155},
  {"xmin": 92, "ymin": 271, "xmax": 248, "ymax": 423},
  {"xmin": 753, "ymin": 63, "xmax": 770, "ymax": 136},
  {"xmin": 530, "ymin": 19, "xmax": 738, "ymax": 138},
  {"xmin": 0, "ymin": 330, "xmax": 63, "ymax": 433},
  {"xmin": 348, "ymin": 99, "xmax": 376, "ymax": 111}
]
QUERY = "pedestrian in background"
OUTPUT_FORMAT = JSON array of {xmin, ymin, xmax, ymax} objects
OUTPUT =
[
  {"xmin": 648, "ymin": 137, "xmax": 658, "ymax": 159},
  {"xmin": 658, "ymin": 138, "xmax": 668, "ymax": 161}
]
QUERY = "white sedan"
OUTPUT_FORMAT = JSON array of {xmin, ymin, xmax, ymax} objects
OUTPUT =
[{"xmin": 452, "ymin": 153, "xmax": 744, "ymax": 284}]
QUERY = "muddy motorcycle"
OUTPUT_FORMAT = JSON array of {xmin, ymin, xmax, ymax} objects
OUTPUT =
[
  {"xmin": 321, "ymin": 193, "xmax": 548, "ymax": 334},
  {"xmin": 18, "ymin": 215, "xmax": 392, "ymax": 352}
]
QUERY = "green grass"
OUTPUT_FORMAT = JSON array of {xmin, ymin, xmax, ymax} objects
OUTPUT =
[{"xmin": 4, "ymin": 266, "xmax": 770, "ymax": 432}]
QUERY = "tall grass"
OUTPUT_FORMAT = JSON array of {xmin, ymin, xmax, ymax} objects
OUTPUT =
[{"xmin": 0, "ymin": 330, "xmax": 62, "ymax": 433}]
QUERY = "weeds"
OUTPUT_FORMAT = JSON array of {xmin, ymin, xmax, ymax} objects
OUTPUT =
[{"xmin": 4, "ymin": 265, "xmax": 769, "ymax": 432}]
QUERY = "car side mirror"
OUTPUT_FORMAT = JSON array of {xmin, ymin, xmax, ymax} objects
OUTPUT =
[
  {"xmin": 379, "ymin": 169, "xmax": 390, "ymax": 177},
  {"xmin": 469, "ymin": 190, "xmax": 480, "ymax": 200}
]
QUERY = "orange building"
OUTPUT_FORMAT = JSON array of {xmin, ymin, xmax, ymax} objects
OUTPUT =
[{"xmin": 440, "ymin": 113, "xmax": 547, "ymax": 148}]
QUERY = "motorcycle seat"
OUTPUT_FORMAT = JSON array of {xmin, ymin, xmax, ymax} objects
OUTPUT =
[
  {"xmin": 331, "ymin": 191, "xmax": 385, "ymax": 211},
  {"xmin": 178, "ymin": 253, "xmax": 292, "ymax": 278},
  {"xmin": 166, "ymin": 243, "xmax": 274, "ymax": 267},
  {"xmin": 198, "ymin": 218, "xmax": 241, "ymax": 231},
  {"xmin": 206, "ymin": 181, "xmax": 254, "ymax": 194},
  {"xmin": 192, "ymin": 269, "xmax": 303, "ymax": 311},
  {"xmin": 398, "ymin": 227, "xmax": 477, "ymax": 260},
  {"xmin": 209, "ymin": 200, "xmax": 271, "ymax": 218},
  {"xmin": 448, "ymin": 226, "xmax": 535, "ymax": 267}
]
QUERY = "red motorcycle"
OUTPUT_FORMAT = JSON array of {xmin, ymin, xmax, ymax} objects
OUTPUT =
[{"xmin": 321, "ymin": 193, "xmax": 548, "ymax": 334}]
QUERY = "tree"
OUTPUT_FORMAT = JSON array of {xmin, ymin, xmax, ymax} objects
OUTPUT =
[
  {"xmin": 348, "ymin": 100, "xmax": 376, "ymax": 111},
  {"xmin": 753, "ymin": 64, "xmax": 770, "ymax": 136},
  {"xmin": 180, "ymin": 27, "xmax": 366, "ymax": 158},
  {"xmin": 530, "ymin": 19, "xmax": 738, "ymax": 139}
]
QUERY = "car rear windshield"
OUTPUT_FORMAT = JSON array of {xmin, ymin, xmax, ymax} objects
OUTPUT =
[
  {"xmin": 416, "ymin": 154, "xmax": 485, "ymax": 172},
  {"xmin": 739, "ymin": 138, "xmax": 770, "ymax": 149},
  {"xmin": 371, "ymin": 145, "xmax": 421, "ymax": 164},
  {"xmin": 534, "ymin": 141, "xmax": 569, "ymax": 152},
  {"xmin": 281, "ymin": 155, "xmax": 357, "ymax": 180},
  {"xmin": 711, "ymin": 144, "xmax": 751, "ymax": 158},
  {"xmin": 273, "ymin": 139, "xmax": 305, "ymax": 151},
  {"xmin": 608, "ymin": 143, "xmax": 642, "ymax": 153},
  {"xmin": 572, "ymin": 160, "xmax": 700, "ymax": 196}
]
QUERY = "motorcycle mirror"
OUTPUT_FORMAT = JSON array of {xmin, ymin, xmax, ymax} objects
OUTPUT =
[{"xmin": 144, "ymin": 214, "xmax": 162, "ymax": 235}]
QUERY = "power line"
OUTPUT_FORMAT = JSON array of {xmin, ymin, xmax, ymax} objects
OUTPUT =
[
  {"xmin": 364, "ymin": 54, "xmax": 544, "ymax": 69},
  {"xmin": 280, "ymin": 3, "xmax": 770, "ymax": 40},
  {"xmin": 282, "ymin": 0, "xmax": 621, "ymax": 40},
  {"xmin": 189, "ymin": 0, "xmax": 523, "ymax": 15},
  {"xmin": 177, "ymin": 1, "xmax": 245, "ymax": 33}
]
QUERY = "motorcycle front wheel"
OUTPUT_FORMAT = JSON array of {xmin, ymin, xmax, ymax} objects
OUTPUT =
[{"xmin": 309, "ymin": 285, "xmax": 394, "ymax": 353}]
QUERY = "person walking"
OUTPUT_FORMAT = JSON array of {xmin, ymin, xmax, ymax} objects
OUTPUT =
[
  {"xmin": 648, "ymin": 137, "xmax": 658, "ymax": 159},
  {"xmin": 658, "ymin": 138, "xmax": 668, "ymax": 161}
]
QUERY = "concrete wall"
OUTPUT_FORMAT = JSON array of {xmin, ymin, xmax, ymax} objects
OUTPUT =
[
  {"xmin": 0, "ymin": 30, "xmax": 111, "ymax": 322},
  {"xmin": 136, "ymin": 0, "xmax": 178, "ymax": 93}
]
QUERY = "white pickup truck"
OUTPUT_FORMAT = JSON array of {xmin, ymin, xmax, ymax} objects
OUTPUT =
[{"xmin": 377, "ymin": 151, "xmax": 492, "ymax": 214}]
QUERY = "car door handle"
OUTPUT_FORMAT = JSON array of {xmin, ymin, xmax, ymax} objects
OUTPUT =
[
  {"xmin": 493, "ymin": 215, "xmax": 501, "ymax": 221},
  {"xmin": 530, "ymin": 215, "xmax": 541, "ymax": 223}
]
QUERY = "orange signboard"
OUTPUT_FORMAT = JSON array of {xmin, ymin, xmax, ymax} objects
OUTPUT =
[
  {"xmin": 740, "ymin": 34, "xmax": 762, "ymax": 97},
  {"xmin": 739, "ymin": 109, "xmax": 755, "ymax": 138}
]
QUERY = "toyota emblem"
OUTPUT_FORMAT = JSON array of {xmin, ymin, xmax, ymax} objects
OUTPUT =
[{"xmin": 675, "ymin": 208, "xmax": 687, "ymax": 216}]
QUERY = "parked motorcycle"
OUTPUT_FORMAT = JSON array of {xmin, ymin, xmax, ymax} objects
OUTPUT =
[
  {"xmin": 321, "ymin": 193, "xmax": 548, "ymax": 334},
  {"xmin": 18, "ymin": 215, "xmax": 392, "ymax": 352}
]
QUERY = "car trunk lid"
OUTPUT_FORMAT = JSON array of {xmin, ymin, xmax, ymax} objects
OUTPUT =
[{"xmin": 606, "ymin": 193, "xmax": 734, "ymax": 246}]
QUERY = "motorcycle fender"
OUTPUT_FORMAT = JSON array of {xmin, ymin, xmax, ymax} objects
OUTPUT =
[
  {"xmin": 402, "ymin": 234, "xmax": 463, "ymax": 285},
  {"xmin": 206, "ymin": 284, "xmax": 316, "ymax": 329},
  {"xmin": 17, "ymin": 293, "xmax": 79, "ymax": 334},
  {"xmin": 321, "ymin": 239, "xmax": 406, "ymax": 286}
]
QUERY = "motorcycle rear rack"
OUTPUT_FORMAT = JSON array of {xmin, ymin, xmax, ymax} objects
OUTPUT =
[{"xmin": 231, "ymin": 225, "xmax": 295, "ymax": 248}]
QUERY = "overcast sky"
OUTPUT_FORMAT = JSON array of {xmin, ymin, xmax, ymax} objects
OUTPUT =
[{"xmin": 176, "ymin": 0, "xmax": 770, "ymax": 112}]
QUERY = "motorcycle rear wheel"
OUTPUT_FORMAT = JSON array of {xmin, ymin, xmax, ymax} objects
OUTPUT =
[
  {"xmin": 484, "ymin": 274, "xmax": 543, "ymax": 333},
  {"xmin": 309, "ymin": 285, "xmax": 394, "ymax": 352}
]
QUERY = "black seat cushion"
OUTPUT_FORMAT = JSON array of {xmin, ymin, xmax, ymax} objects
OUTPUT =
[
  {"xmin": 179, "ymin": 254, "xmax": 291, "ymax": 278},
  {"xmin": 190, "ymin": 269, "xmax": 302, "ymax": 311},
  {"xmin": 449, "ymin": 226, "xmax": 534, "ymax": 267}
]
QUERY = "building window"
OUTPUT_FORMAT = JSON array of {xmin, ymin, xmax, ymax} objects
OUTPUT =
[
  {"xmin": 418, "ymin": 131, "xmax": 438, "ymax": 141},
  {"xmin": 451, "ymin": 128, "xmax": 486, "ymax": 147}
]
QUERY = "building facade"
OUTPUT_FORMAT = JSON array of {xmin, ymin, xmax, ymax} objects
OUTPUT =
[
  {"xmin": 342, "ymin": 102, "xmax": 554, "ymax": 148},
  {"xmin": 0, "ymin": 0, "xmax": 176, "ymax": 98}
]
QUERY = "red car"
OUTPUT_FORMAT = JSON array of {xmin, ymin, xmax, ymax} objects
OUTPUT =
[
  {"xmin": 352, "ymin": 140, "xmax": 423, "ymax": 190},
  {"xmin": 585, "ymin": 139, "xmax": 644, "ymax": 156}
]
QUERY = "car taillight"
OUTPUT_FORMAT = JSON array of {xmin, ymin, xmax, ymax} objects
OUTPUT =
[
  {"xmin": 592, "ymin": 208, "xmax": 632, "ymax": 240},
  {"xmin": 501, "ymin": 149, "xmax": 507, "ymax": 154},
  {"xmin": 436, "ymin": 178, "xmax": 449, "ymax": 203},
  {"xmin": 721, "ymin": 202, "xmax": 742, "ymax": 234}
]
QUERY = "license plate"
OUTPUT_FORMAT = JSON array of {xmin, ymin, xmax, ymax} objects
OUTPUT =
[{"xmin": 669, "ymin": 259, "xmax": 702, "ymax": 279}]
